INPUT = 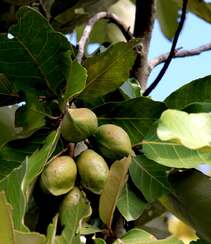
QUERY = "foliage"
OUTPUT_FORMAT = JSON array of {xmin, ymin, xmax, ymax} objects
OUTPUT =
[{"xmin": 0, "ymin": 1, "xmax": 211, "ymax": 244}]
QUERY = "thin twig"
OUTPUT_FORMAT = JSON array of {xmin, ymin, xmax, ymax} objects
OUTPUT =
[
  {"xmin": 76, "ymin": 12, "xmax": 133, "ymax": 63},
  {"xmin": 149, "ymin": 42, "xmax": 211, "ymax": 71},
  {"xmin": 143, "ymin": 0, "xmax": 188, "ymax": 96}
]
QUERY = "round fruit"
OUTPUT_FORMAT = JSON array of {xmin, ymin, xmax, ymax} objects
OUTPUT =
[
  {"xmin": 59, "ymin": 187, "xmax": 91, "ymax": 223},
  {"xmin": 61, "ymin": 108, "xmax": 98, "ymax": 142},
  {"xmin": 76, "ymin": 149, "xmax": 109, "ymax": 194},
  {"xmin": 40, "ymin": 156, "xmax": 77, "ymax": 196},
  {"xmin": 92, "ymin": 124, "xmax": 132, "ymax": 160}
]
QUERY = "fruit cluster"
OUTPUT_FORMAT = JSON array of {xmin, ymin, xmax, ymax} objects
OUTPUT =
[{"xmin": 39, "ymin": 107, "xmax": 132, "ymax": 210}]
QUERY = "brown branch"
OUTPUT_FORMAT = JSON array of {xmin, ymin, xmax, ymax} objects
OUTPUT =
[
  {"xmin": 76, "ymin": 12, "xmax": 133, "ymax": 64},
  {"xmin": 149, "ymin": 42, "xmax": 211, "ymax": 71},
  {"xmin": 132, "ymin": 0, "xmax": 156, "ymax": 91},
  {"xmin": 143, "ymin": 0, "xmax": 188, "ymax": 96}
]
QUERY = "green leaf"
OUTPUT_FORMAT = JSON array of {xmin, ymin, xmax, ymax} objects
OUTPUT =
[
  {"xmin": 143, "ymin": 123, "xmax": 211, "ymax": 168},
  {"xmin": 113, "ymin": 228, "xmax": 183, "ymax": 244},
  {"xmin": 160, "ymin": 170, "xmax": 211, "ymax": 242},
  {"xmin": 156, "ymin": 0, "xmax": 179, "ymax": 40},
  {"xmin": 15, "ymin": 92, "xmax": 46, "ymax": 138},
  {"xmin": 63, "ymin": 60, "xmax": 87, "ymax": 105},
  {"xmin": 79, "ymin": 42, "xmax": 136, "ymax": 100},
  {"xmin": 0, "ymin": 191, "xmax": 15, "ymax": 244},
  {"xmin": 190, "ymin": 240, "xmax": 209, "ymax": 244},
  {"xmin": 184, "ymin": 102, "xmax": 211, "ymax": 113},
  {"xmin": 51, "ymin": 0, "xmax": 118, "ymax": 32},
  {"xmin": 99, "ymin": 156, "xmax": 132, "ymax": 228},
  {"xmin": 157, "ymin": 109, "xmax": 211, "ymax": 150},
  {"xmin": 175, "ymin": 0, "xmax": 211, "ymax": 23},
  {"xmin": 0, "ymin": 105, "xmax": 22, "ymax": 149},
  {"xmin": 165, "ymin": 75, "xmax": 211, "ymax": 109},
  {"xmin": 120, "ymin": 78, "xmax": 142, "ymax": 99},
  {"xmin": 0, "ymin": 74, "xmax": 19, "ymax": 106},
  {"xmin": 0, "ymin": 130, "xmax": 60, "ymax": 231},
  {"xmin": 0, "ymin": 6, "xmax": 70, "ymax": 94},
  {"xmin": 80, "ymin": 223, "xmax": 102, "ymax": 235},
  {"xmin": 0, "ymin": 130, "xmax": 51, "ymax": 180},
  {"xmin": 129, "ymin": 155, "xmax": 171, "ymax": 202},
  {"xmin": 56, "ymin": 188, "xmax": 91, "ymax": 244},
  {"xmin": 14, "ymin": 231, "xmax": 46, "ymax": 244},
  {"xmin": 117, "ymin": 183, "xmax": 146, "ymax": 221},
  {"xmin": 94, "ymin": 97, "xmax": 166, "ymax": 144},
  {"xmin": 94, "ymin": 238, "xmax": 106, "ymax": 244},
  {"xmin": 46, "ymin": 214, "xmax": 59, "ymax": 244}
]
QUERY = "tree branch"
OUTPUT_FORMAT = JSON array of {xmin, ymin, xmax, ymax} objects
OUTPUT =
[
  {"xmin": 76, "ymin": 11, "xmax": 133, "ymax": 64},
  {"xmin": 143, "ymin": 0, "xmax": 188, "ymax": 96},
  {"xmin": 149, "ymin": 42, "xmax": 211, "ymax": 71},
  {"xmin": 132, "ymin": 0, "xmax": 156, "ymax": 91}
]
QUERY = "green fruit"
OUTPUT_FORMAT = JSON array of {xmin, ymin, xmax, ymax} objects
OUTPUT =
[
  {"xmin": 59, "ymin": 187, "xmax": 91, "ymax": 223},
  {"xmin": 40, "ymin": 156, "xmax": 77, "ymax": 196},
  {"xmin": 92, "ymin": 124, "xmax": 132, "ymax": 160},
  {"xmin": 76, "ymin": 149, "xmax": 109, "ymax": 194},
  {"xmin": 61, "ymin": 108, "xmax": 98, "ymax": 142}
]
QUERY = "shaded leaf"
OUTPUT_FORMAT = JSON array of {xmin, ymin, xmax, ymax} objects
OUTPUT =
[
  {"xmin": 46, "ymin": 214, "xmax": 59, "ymax": 244},
  {"xmin": 63, "ymin": 60, "xmax": 87, "ymax": 105},
  {"xmin": 0, "ymin": 105, "xmax": 22, "ymax": 149},
  {"xmin": 117, "ymin": 183, "xmax": 146, "ymax": 221},
  {"xmin": 94, "ymin": 97, "xmax": 166, "ymax": 144},
  {"xmin": 0, "ymin": 129, "xmax": 50, "ymax": 180},
  {"xmin": 80, "ymin": 223, "xmax": 102, "ymax": 235},
  {"xmin": 157, "ymin": 109, "xmax": 211, "ymax": 150},
  {"xmin": 79, "ymin": 42, "xmax": 136, "ymax": 100},
  {"xmin": 99, "ymin": 156, "xmax": 131, "ymax": 228},
  {"xmin": 0, "ymin": 6, "xmax": 70, "ymax": 94},
  {"xmin": 156, "ymin": 0, "xmax": 179, "ymax": 40},
  {"xmin": 143, "ymin": 123, "xmax": 211, "ymax": 168},
  {"xmin": 129, "ymin": 155, "xmax": 171, "ymax": 202},
  {"xmin": 0, "ymin": 191, "xmax": 15, "ymax": 244},
  {"xmin": 161, "ymin": 170, "xmax": 211, "ymax": 242},
  {"xmin": 184, "ymin": 102, "xmax": 211, "ymax": 113},
  {"xmin": 94, "ymin": 238, "xmax": 106, "ymax": 244},
  {"xmin": 0, "ymin": 74, "xmax": 19, "ymax": 106},
  {"xmin": 0, "ymin": 130, "xmax": 60, "ymax": 231},
  {"xmin": 113, "ymin": 228, "xmax": 183, "ymax": 244},
  {"xmin": 165, "ymin": 75, "xmax": 211, "ymax": 109},
  {"xmin": 51, "ymin": 0, "xmax": 117, "ymax": 32},
  {"xmin": 15, "ymin": 92, "xmax": 46, "ymax": 137}
]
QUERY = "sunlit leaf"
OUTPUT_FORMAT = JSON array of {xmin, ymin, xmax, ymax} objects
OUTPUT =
[
  {"xmin": 99, "ymin": 156, "xmax": 131, "ymax": 228},
  {"xmin": 0, "ymin": 191, "xmax": 15, "ymax": 244},
  {"xmin": 156, "ymin": 0, "xmax": 179, "ymax": 40},
  {"xmin": 79, "ymin": 42, "xmax": 136, "ymax": 100},
  {"xmin": 157, "ymin": 109, "xmax": 211, "ymax": 150},
  {"xmin": 165, "ymin": 75, "xmax": 211, "ymax": 109},
  {"xmin": 143, "ymin": 123, "xmax": 211, "ymax": 168}
]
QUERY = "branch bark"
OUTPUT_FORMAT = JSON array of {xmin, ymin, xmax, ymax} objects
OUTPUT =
[
  {"xmin": 143, "ymin": 0, "xmax": 188, "ymax": 96},
  {"xmin": 149, "ymin": 42, "xmax": 211, "ymax": 71},
  {"xmin": 132, "ymin": 0, "xmax": 156, "ymax": 91},
  {"xmin": 76, "ymin": 11, "xmax": 133, "ymax": 64}
]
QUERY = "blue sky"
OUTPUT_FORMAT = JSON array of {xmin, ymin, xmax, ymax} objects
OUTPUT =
[{"xmin": 149, "ymin": 13, "xmax": 211, "ymax": 101}]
